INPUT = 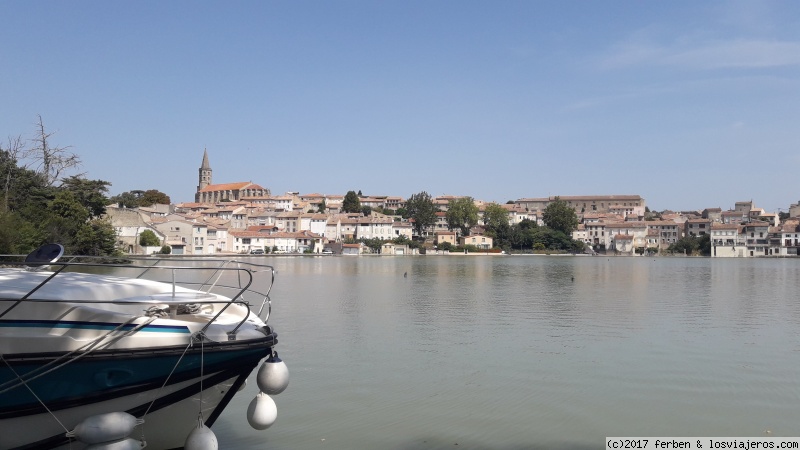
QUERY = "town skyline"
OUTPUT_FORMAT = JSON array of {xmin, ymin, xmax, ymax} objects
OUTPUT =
[
  {"xmin": 3, "ymin": 2, "xmax": 799, "ymax": 213},
  {"xmin": 183, "ymin": 150, "xmax": 796, "ymax": 216}
]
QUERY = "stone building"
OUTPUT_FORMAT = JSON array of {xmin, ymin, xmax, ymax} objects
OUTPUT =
[{"xmin": 194, "ymin": 150, "xmax": 270, "ymax": 203}]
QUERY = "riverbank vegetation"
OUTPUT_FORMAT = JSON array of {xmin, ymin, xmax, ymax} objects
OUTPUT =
[{"xmin": 0, "ymin": 118, "xmax": 118, "ymax": 255}]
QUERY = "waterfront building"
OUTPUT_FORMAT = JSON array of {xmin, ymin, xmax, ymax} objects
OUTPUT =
[
  {"xmin": 684, "ymin": 218, "xmax": 712, "ymax": 237},
  {"xmin": 459, "ymin": 234, "xmax": 493, "ymax": 250},
  {"xmin": 646, "ymin": 220, "xmax": 681, "ymax": 250},
  {"xmin": 742, "ymin": 221, "xmax": 770, "ymax": 257},
  {"xmin": 774, "ymin": 220, "xmax": 800, "ymax": 256},
  {"xmin": 434, "ymin": 231, "xmax": 457, "ymax": 247},
  {"xmin": 606, "ymin": 222, "xmax": 648, "ymax": 254},
  {"xmin": 710, "ymin": 223, "xmax": 744, "ymax": 257}
]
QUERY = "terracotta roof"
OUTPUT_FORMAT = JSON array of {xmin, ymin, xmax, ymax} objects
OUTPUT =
[
  {"xmin": 614, "ymin": 234, "xmax": 633, "ymax": 240},
  {"xmin": 198, "ymin": 182, "xmax": 266, "ymax": 193}
]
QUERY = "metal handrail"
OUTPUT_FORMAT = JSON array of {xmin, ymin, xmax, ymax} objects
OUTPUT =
[{"xmin": 0, "ymin": 255, "xmax": 277, "ymax": 327}]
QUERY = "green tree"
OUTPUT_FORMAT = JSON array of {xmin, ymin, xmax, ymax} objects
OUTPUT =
[
  {"xmin": 699, "ymin": 234, "xmax": 711, "ymax": 256},
  {"xmin": 139, "ymin": 189, "xmax": 171, "ymax": 206},
  {"xmin": 342, "ymin": 190, "xmax": 361, "ymax": 213},
  {"xmin": 139, "ymin": 229, "xmax": 161, "ymax": 247},
  {"xmin": 438, "ymin": 241, "xmax": 453, "ymax": 251},
  {"xmin": 61, "ymin": 176, "xmax": 111, "ymax": 218},
  {"xmin": 361, "ymin": 205, "xmax": 372, "ymax": 216},
  {"xmin": 42, "ymin": 191, "xmax": 90, "ymax": 248},
  {"xmin": 483, "ymin": 203, "xmax": 509, "ymax": 238},
  {"xmin": 542, "ymin": 197, "xmax": 579, "ymax": 235},
  {"xmin": 669, "ymin": 236, "xmax": 700, "ymax": 255},
  {"xmin": 446, "ymin": 197, "xmax": 479, "ymax": 237},
  {"xmin": 72, "ymin": 218, "xmax": 118, "ymax": 256},
  {"xmin": 318, "ymin": 198, "xmax": 327, "ymax": 213},
  {"xmin": 109, "ymin": 191, "xmax": 140, "ymax": 208},
  {"xmin": 361, "ymin": 238, "xmax": 384, "ymax": 253},
  {"xmin": 405, "ymin": 191, "xmax": 437, "ymax": 238}
]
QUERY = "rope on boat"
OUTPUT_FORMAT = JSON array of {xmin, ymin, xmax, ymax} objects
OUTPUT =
[
  {"xmin": 139, "ymin": 331, "xmax": 204, "ymax": 443},
  {"xmin": 0, "ymin": 354, "xmax": 71, "ymax": 435}
]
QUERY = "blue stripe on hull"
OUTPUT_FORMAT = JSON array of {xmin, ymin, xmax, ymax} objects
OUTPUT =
[{"xmin": 0, "ymin": 319, "xmax": 190, "ymax": 333}]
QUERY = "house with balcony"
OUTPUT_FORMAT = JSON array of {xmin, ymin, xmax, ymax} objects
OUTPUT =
[
  {"xmin": 742, "ymin": 221, "xmax": 770, "ymax": 257},
  {"xmin": 774, "ymin": 220, "xmax": 800, "ymax": 256},
  {"xmin": 710, "ymin": 223, "xmax": 744, "ymax": 257}
]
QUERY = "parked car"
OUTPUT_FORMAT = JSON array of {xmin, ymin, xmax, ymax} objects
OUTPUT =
[{"xmin": 250, "ymin": 248, "xmax": 265, "ymax": 254}]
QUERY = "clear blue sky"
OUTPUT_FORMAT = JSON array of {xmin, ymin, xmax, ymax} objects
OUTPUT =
[{"xmin": 2, "ymin": 1, "xmax": 799, "ymax": 212}]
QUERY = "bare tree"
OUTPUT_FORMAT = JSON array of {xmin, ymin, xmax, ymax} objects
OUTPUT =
[
  {"xmin": 27, "ymin": 114, "xmax": 81, "ymax": 186},
  {"xmin": 1, "ymin": 135, "xmax": 26, "ymax": 212}
]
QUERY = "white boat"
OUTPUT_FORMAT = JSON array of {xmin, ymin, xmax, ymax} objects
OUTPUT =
[{"xmin": 0, "ymin": 244, "xmax": 288, "ymax": 449}]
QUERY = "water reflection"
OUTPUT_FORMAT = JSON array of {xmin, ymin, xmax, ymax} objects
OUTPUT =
[{"xmin": 213, "ymin": 256, "xmax": 800, "ymax": 449}]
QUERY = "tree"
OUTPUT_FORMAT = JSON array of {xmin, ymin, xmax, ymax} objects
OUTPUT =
[
  {"xmin": 361, "ymin": 205, "xmax": 372, "ymax": 216},
  {"xmin": 446, "ymin": 197, "xmax": 479, "ymax": 237},
  {"xmin": 483, "ymin": 203, "xmax": 509, "ymax": 232},
  {"xmin": 61, "ymin": 176, "xmax": 111, "ymax": 218},
  {"xmin": 318, "ymin": 198, "xmax": 327, "ymax": 213},
  {"xmin": 542, "ymin": 197, "xmax": 578, "ymax": 235},
  {"xmin": 342, "ymin": 190, "xmax": 361, "ymax": 213},
  {"xmin": 72, "ymin": 218, "xmax": 118, "ymax": 256},
  {"xmin": 1, "ymin": 135, "xmax": 27, "ymax": 212},
  {"xmin": 27, "ymin": 115, "xmax": 81, "ymax": 187},
  {"xmin": 405, "ymin": 191, "xmax": 437, "ymax": 238},
  {"xmin": 139, "ymin": 229, "xmax": 161, "ymax": 247},
  {"xmin": 482, "ymin": 202, "xmax": 511, "ymax": 248},
  {"xmin": 669, "ymin": 236, "xmax": 700, "ymax": 255},
  {"xmin": 109, "ymin": 191, "xmax": 140, "ymax": 208},
  {"xmin": 139, "ymin": 189, "xmax": 171, "ymax": 206}
]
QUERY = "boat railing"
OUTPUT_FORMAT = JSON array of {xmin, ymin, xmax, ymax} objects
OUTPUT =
[{"xmin": 0, "ymin": 254, "xmax": 277, "ymax": 338}]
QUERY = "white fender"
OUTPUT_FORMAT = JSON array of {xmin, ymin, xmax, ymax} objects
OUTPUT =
[
  {"xmin": 247, "ymin": 392, "xmax": 277, "ymax": 430},
  {"xmin": 66, "ymin": 412, "xmax": 144, "ymax": 445},
  {"xmin": 256, "ymin": 352, "xmax": 289, "ymax": 395},
  {"xmin": 184, "ymin": 416, "xmax": 218, "ymax": 450}
]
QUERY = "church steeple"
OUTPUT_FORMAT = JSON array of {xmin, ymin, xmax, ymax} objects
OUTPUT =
[{"xmin": 197, "ymin": 148, "xmax": 212, "ymax": 192}]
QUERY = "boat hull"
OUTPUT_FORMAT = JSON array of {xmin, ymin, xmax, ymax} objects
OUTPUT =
[{"xmin": 0, "ymin": 335, "xmax": 276, "ymax": 449}]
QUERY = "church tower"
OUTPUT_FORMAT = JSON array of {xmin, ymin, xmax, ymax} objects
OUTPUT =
[{"xmin": 197, "ymin": 148, "xmax": 212, "ymax": 193}]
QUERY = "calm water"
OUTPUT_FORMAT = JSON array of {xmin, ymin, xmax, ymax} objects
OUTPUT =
[{"xmin": 213, "ymin": 256, "xmax": 800, "ymax": 449}]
